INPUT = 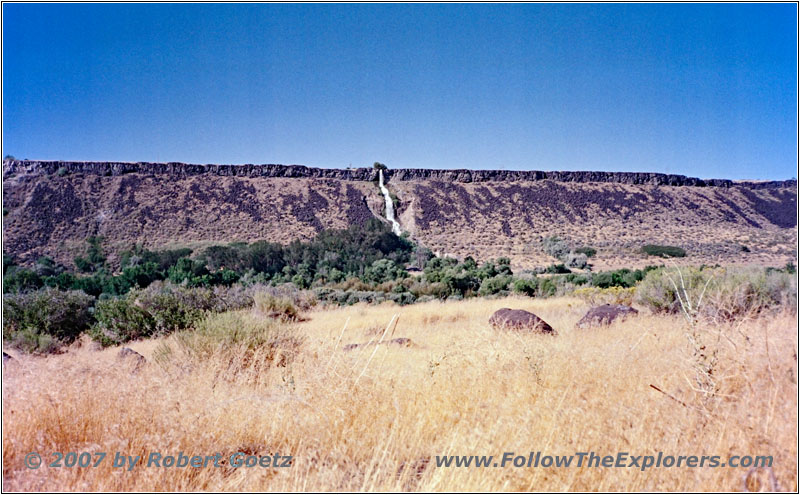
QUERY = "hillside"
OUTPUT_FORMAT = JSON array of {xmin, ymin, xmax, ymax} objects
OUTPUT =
[{"xmin": 2, "ymin": 160, "xmax": 796, "ymax": 270}]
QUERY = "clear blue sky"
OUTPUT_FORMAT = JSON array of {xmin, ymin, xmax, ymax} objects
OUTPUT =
[{"xmin": 3, "ymin": 3, "xmax": 797, "ymax": 180}]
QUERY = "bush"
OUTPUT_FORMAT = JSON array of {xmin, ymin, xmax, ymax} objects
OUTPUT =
[
  {"xmin": 35, "ymin": 256, "xmax": 65, "ymax": 277},
  {"xmin": 512, "ymin": 278, "xmax": 538, "ymax": 297},
  {"xmin": 635, "ymin": 266, "xmax": 796, "ymax": 319},
  {"xmin": 250, "ymin": 283, "xmax": 317, "ymax": 311},
  {"xmin": 388, "ymin": 291, "xmax": 417, "ymax": 305},
  {"xmin": 3, "ymin": 288, "xmax": 95, "ymax": 353},
  {"xmin": 120, "ymin": 245, "xmax": 194, "ymax": 271},
  {"xmin": 573, "ymin": 286, "xmax": 636, "ymax": 305},
  {"xmin": 545, "ymin": 264, "xmax": 571, "ymax": 274},
  {"xmin": 74, "ymin": 236, "xmax": 107, "ymax": 273},
  {"xmin": 3, "ymin": 267, "xmax": 43, "ymax": 293},
  {"xmin": 408, "ymin": 280, "xmax": 450, "ymax": 299},
  {"xmin": 564, "ymin": 252, "xmax": 588, "ymax": 269},
  {"xmin": 538, "ymin": 278, "xmax": 557, "ymax": 297},
  {"xmin": 641, "ymin": 244, "xmax": 686, "ymax": 258},
  {"xmin": 91, "ymin": 282, "xmax": 248, "ymax": 346},
  {"xmin": 166, "ymin": 311, "xmax": 304, "ymax": 379},
  {"xmin": 575, "ymin": 247, "xmax": 597, "ymax": 258},
  {"xmin": 253, "ymin": 293, "xmax": 300, "ymax": 321},
  {"xmin": 478, "ymin": 275, "xmax": 512, "ymax": 296},
  {"xmin": 363, "ymin": 259, "xmax": 408, "ymax": 284},
  {"xmin": 91, "ymin": 297, "xmax": 155, "ymax": 345},
  {"xmin": 542, "ymin": 236, "xmax": 570, "ymax": 259},
  {"xmin": 4, "ymin": 253, "xmax": 16, "ymax": 274}
]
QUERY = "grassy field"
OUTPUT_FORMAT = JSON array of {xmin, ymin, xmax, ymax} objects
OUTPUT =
[{"xmin": 3, "ymin": 296, "xmax": 797, "ymax": 491}]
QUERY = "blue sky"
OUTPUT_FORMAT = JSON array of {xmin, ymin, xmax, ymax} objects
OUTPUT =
[{"xmin": 3, "ymin": 3, "xmax": 797, "ymax": 180}]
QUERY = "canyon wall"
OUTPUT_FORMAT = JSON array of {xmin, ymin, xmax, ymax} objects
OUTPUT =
[
  {"xmin": 4, "ymin": 160, "xmax": 794, "ymax": 189},
  {"xmin": 3, "ymin": 160, "xmax": 796, "ymax": 270}
]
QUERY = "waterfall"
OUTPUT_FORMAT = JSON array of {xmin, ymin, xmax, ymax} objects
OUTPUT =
[{"xmin": 378, "ymin": 169, "xmax": 402, "ymax": 236}]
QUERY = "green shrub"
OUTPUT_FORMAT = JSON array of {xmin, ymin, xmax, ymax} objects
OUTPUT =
[
  {"xmin": 408, "ymin": 280, "xmax": 449, "ymax": 300},
  {"xmin": 388, "ymin": 292, "xmax": 417, "ymax": 305},
  {"xmin": 512, "ymin": 278, "xmax": 538, "ymax": 297},
  {"xmin": 575, "ymin": 247, "xmax": 597, "ymax": 258},
  {"xmin": 363, "ymin": 259, "xmax": 407, "ymax": 284},
  {"xmin": 545, "ymin": 264, "xmax": 571, "ymax": 274},
  {"xmin": 3, "ymin": 288, "xmax": 95, "ymax": 353},
  {"xmin": 478, "ymin": 274, "xmax": 512, "ymax": 296},
  {"xmin": 641, "ymin": 244, "xmax": 686, "ymax": 258},
  {"xmin": 3, "ymin": 267, "xmax": 43, "ymax": 293},
  {"xmin": 120, "ymin": 245, "xmax": 194, "ymax": 271},
  {"xmin": 91, "ymin": 282, "xmax": 247, "ymax": 346},
  {"xmin": 635, "ymin": 266, "xmax": 796, "ymax": 319},
  {"xmin": 34, "ymin": 256, "xmax": 65, "ymax": 277},
  {"xmin": 538, "ymin": 278, "xmax": 557, "ymax": 297},
  {"xmin": 92, "ymin": 297, "xmax": 155, "ymax": 344},
  {"xmin": 3, "ymin": 254, "xmax": 16, "ymax": 274},
  {"xmin": 74, "ymin": 236, "xmax": 107, "ymax": 273},
  {"xmin": 593, "ymin": 269, "xmax": 636, "ymax": 288}
]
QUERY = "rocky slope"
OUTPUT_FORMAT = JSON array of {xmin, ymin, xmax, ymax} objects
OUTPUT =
[{"xmin": 3, "ymin": 160, "xmax": 796, "ymax": 270}]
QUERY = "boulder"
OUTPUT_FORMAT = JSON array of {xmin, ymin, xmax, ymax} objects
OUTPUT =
[
  {"xmin": 343, "ymin": 337, "xmax": 416, "ymax": 351},
  {"xmin": 489, "ymin": 308, "xmax": 555, "ymax": 334},
  {"xmin": 576, "ymin": 304, "xmax": 638, "ymax": 329},
  {"xmin": 3, "ymin": 351, "xmax": 14, "ymax": 365},
  {"xmin": 117, "ymin": 347, "xmax": 146, "ymax": 370}
]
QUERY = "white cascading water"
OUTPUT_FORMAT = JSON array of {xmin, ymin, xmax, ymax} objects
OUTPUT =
[{"xmin": 378, "ymin": 169, "xmax": 402, "ymax": 236}]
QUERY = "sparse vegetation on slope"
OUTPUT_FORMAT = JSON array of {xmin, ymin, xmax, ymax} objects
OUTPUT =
[
  {"xmin": 3, "ymin": 164, "xmax": 796, "ymax": 271},
  {"xmin": 640, "ymin": 244, "xmax": 687, "ymax": 258}
]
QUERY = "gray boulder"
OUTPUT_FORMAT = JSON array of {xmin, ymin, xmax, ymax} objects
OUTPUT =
[
  {"xmin": 489, "ymin": 308, "xmax": 555, "ymax": 334},
  {"xmin": 117, "ymin": 347, "xmax": 146, "ymax": 370},
  {"xmin": 576, "ymin": 304, "xmax": 638, "ymax": 329}
]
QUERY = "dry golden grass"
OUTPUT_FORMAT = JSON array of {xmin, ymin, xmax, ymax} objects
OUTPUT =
[{"xmin": 3, "ymin": 296, "xmax": 797, "ymax": 491}]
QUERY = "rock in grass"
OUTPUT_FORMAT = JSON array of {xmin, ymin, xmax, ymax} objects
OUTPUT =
[
  {"xmin": 343, "ymin": 337, "xmax": 416, "ymax": 351},
  {"xmin": 117, "ymin": 347, "xmax": 146, "ymax": 369},
  {"xmin": 576, "ymin": 304, "xmax": 638, "ymax": 329},
  {"xmin": 489, "ymin": 308, "xmax": 556, "ymax": 334}
]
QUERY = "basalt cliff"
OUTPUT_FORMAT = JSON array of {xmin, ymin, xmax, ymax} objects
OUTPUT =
[{"xmin": 3, "ymin": 160, "xmax": 796, "ymax": 270}]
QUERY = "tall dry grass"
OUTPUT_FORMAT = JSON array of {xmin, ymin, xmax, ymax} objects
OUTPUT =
[{"xmin": 3, "ymin": 296, "xmax": 797, "ymax": 491}]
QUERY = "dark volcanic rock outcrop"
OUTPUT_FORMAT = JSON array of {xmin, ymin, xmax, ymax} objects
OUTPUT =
[
  {"xmin": 576, "ymin": 304, "xmax": 639, "ymax": 329},
  {"xmin": 489, "ymin": 308, "xmax": 556, "ymax": 334},
  {"xmin": 3, "ymin": 160, "xmax": 794, "ymax": 189}
]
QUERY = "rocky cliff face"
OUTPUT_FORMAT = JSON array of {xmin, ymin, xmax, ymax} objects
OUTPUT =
[
  {"xmin": 4, "ymin": 160, "xmax": 794, "ymax": 189},
  {"xmin": 2, "ymin": 159, "xmax": 796, "ymax": 270}
]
